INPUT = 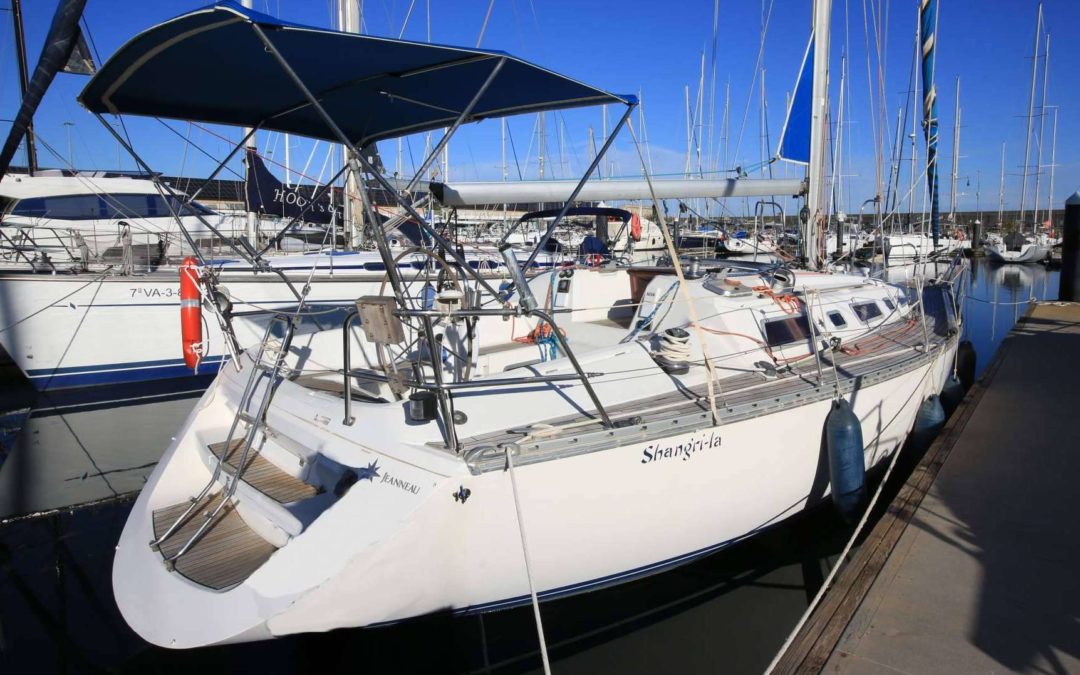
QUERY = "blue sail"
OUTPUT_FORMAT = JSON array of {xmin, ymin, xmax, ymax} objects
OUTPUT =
[
  {"xmin": 920, "ymin": 0, "xmax": 941, "ymax": 245},
  {"xmin": 776, "ymin": 34, "xmax": 814, "ymax": 165}
]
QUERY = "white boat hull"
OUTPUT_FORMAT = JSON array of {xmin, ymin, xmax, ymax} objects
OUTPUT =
[
  {"xmin": 985, "ymin": 243, "xmax": 1050, "ymax": 264},
  {"xmin": 113, "ymin": 328, "xmax": 957, "ymax": 647}
]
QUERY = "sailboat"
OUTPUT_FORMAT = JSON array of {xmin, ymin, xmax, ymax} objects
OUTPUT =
[
  {"xmin": 985, "ymin": 2, "xmax": 1052, "ymax": 265},
  {"xmin": 104, "ymin": 1, "xmax": 964, "ymax": 648}
]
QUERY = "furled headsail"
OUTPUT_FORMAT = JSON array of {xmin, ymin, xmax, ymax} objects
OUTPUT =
[
  {"xmin": 0, "ymin": 0, "xmax": 94, "ymax": 178},
  {"xmin": 920, "ymin": 0, "xmax": 941, "ymax": 244}
]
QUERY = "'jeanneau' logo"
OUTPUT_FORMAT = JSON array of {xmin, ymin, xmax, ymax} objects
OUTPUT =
[{"xmin": 380, "ymin": 472, "xmax": 422, "ymax": 495}]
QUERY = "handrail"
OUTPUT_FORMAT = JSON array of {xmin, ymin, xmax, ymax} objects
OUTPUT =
[
  {"xmin": 152, "ymin": 313, "xmax": 296, "ymax": 561},
  {"xmin": 340, "ymin": 305, "xmax": 613, "ymax": 446}
]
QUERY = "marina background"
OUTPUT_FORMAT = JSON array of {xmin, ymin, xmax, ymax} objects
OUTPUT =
[
  {"xmin": 0, "ymin": 256, "xmax": 1059, "ymax": 673},
  {"xmin": 2, "ymin": 1, "xmax": 1079, "ymax": 214}
]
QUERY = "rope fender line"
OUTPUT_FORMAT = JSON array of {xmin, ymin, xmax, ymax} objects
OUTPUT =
[{"xmin": 504, "ymin": 445, "xmax": 552, "ymax": 675}]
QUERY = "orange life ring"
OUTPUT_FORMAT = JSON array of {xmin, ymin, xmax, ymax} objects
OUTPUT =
[
  {"xmin": 180, "ymin": 256, "xmax": 203, "ymax": 369},
  {"xmin": 953, "ymin": 228, "xmax": 964, "ymax": 240},
  {"xmin": 630, "ymin": 213, "xmax": 643, "ymax": 241}
]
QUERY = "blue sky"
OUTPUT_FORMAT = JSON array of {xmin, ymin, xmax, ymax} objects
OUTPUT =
[{"xmin": 2, "ymin": 0, "xmax": 1077, "ymax": 217}]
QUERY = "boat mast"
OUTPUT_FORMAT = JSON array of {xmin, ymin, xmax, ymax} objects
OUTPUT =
[
  {"xmin": 805, "ymin": 0, "xmax": 832, "ymax": 269},
  {"xmin": 284, "ymin": 134, "xmax": 291, "ymax": 186},
  {"xmin": 601, "ymin": 104, "xmax": 608, "ymax": 179},
  {"xmin": 501, "ymin": 116, "xmax": 507, "ymax": 223},
  {"xmin": 339, "ymin": 0, "xmax": 362, "ymax": 248},
  {"xmin": 538, "ymin": 113, "xmax": 545, "ymax": 179},
  {"xmin": 1047, "ymin": 106, "xmax": 1057, "ymax": 230},
  {"xmin": 683, "ymin": 86, "xmax": 691, "ymax": 178},
  {"xmin": 696, "ymin": 50, "xmax": 705, "ymax": 178},
  {"xmin": 1019, "ymin": 2, "xmax": 1041, "ymax": 230},
  {"xmin": 10, "ymin": 0, "xmax": 36, "ymax": 174},
  {"xmin": 949, "ymin": 77, "xmax": 960, "ymax": 222},
  {"xmin": 241, "ymin": 0, "xmax": 259, "ymax": 242},
  {"xmin": 919, "ymin": 0, "xmax": 942, "ymax": 246},
  {"xmin": 908, "ymin": 29, "xmax": 919, "ymax": 227},
  {"xmin": 997, "ymin": 141, "xmax": 1006, "ymax": 226},
  {"xmin": 1033, "ymin": 32, "xmax": 1049, "ymax": 228}
]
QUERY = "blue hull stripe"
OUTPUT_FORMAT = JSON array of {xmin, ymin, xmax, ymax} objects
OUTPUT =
[{"xmin": 26, "ymin": 356, "xmax": 226, "ymax": 391}]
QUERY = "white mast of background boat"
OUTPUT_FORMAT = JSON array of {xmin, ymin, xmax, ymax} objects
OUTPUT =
[
  {"xmin": 1046, "ymin": 106, "xmax": 1057, "ymax": 227},
  {"xmin": 241, "ymin": 0, "xmax": 259, "ymax": 243},
  {"xmin": 997, "ymin": 141, "xmax": 1006, "ymax": 227},
  {"xmin": 948, "ymin": 77, "xmax": 961, "ymax": 223},
  {"xmin": 1018, "ymin": 2, "xmax": 1041, "ymax": 230},
  {"xmin": 339, "ymin": 0, "xmax": 362, "ymax": 248},
  {"xmin": 804, "ymin": 0, "xmax": 832, "ymax": 269},
  {"xmin": 1033, "ymin": 31, "xmax": 1049, "ymax": 228}
]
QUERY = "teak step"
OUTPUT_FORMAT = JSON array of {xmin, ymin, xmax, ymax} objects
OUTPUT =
[
  {"xmin": 152, "ymin": 493, "xmax": 277, "ymax": 590},
  {"xmin": 209, "ymin": 438, "xmax": 319, "ymax": 504}
]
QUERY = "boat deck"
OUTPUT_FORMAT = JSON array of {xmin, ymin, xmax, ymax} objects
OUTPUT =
[
  {"xmin": 771, "ymin": 302, "xmax": 1080, "ymax": 674},
  {"xmin": 210, "ymin": 438, "xmax": 318, "ymax": 504},
  {"xmin": 462, "ymin": 312, "xmax": 948, "ymax": 474},
  {"xmin": 152, "ymin": 493, "xmax": 278, "ymax": 590}
]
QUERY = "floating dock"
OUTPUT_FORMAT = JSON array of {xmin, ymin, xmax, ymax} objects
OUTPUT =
[{"xmin": 773, "ymin": 301, "xmax": 1080, "ymax": 674}]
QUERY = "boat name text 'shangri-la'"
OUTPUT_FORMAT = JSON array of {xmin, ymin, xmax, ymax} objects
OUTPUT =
[{"xmin": 641, "ymin": 431, "xmax": 722, "ymax": 464}]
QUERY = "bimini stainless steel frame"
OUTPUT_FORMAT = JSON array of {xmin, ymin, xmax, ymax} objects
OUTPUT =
[
  {"xmin": 87, "ymin": 7, "xmax": 636, "ymax": 451},
  {"xmin": 240, "ymin": 25, "xmax": 633, "ymax": 450}
]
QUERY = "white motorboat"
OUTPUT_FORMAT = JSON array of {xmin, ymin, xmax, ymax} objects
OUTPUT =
[
  {"xmin": 95, "ymin": 4, "xmax": 966, "ymax": 650},
  {"xmin": 985, "ymin": 231, "xmax": 1051, "ymax": 264},
  {"xmin": 0, "ymin": 246, "xmax": 582, "ymax": 391},
  {"xmin": 883, "ymin": 231, "xmax": 966, "ymax": 260},
  {"xmin": 0, "ymin": 172, "xmax": 243, "ymax": 260}
]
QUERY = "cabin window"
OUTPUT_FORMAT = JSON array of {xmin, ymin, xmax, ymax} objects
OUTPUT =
[
  {"xmin": 10, "ymin": 197, "xmax": 46, "ymax": 218},
  {"xmin": 763, "ymin": 314, "xmax": 811, "ymax": 347},
  {"xmin": 8, "ymin": 193, "xmax": 212, "ymax": 221},
  {"xmin": 827, "ymin": 311, "xmax": 847, "ymax": 328},
  {"xmin": 103, "ymin": 194, "xmax": 156, "ymax": 219},
  {"xmin": 852, "ymin": 302, "xmax": 883, "ymax": 323},
  {"xmin": 11, "ymin": 195, "xmax": 103, "ymax": 220},
  {"xmin": 883, "ymin": 298, "xmax": 896, "ymax": 311}
]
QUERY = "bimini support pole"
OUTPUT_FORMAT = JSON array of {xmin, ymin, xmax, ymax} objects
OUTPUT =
[
  {"xmin": 251, "ymin": 19, "xmax": 510, "ymax": 301},
  {"xmin": 95, "ymin": 113, "xmax": 307, "ymax": 303},
  {"xmin": 515, "ymin": 103, "xmax": 635, "ymax": 272},
  {"xmin": 93, "ymin": 113, "xmax": 261, "ymax": 267}
]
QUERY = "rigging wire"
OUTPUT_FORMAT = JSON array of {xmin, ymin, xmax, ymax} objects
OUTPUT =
[{"xmin": 731, "ymin": 0, "xmax": 775, "ymax": 169}]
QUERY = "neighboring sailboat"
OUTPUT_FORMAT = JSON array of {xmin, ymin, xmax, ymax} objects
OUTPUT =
[{"xmin": 986, "ymin": 2, "xmax": 1052, "ymax": 265}]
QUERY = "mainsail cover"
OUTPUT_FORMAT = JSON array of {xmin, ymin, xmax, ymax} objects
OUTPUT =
[
  {"xmin": 430, "ymin": 178, "xmax": 806, "ymax": 207},
  {"xmin": 0, "ymin": 0, "xmax": 91, "ymax": 178},
  {"xmin": 244, "ymin": 149, "xmax": 341, "ymax": 224},
  {"xmin": 776, "ymin": 33, "xmax": 814, "ymax": 165}
]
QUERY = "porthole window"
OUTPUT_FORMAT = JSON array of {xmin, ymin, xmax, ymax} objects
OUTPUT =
[
  {"xmin": 763, "ymin": 314, "xmax": 811, "ymax": 347},
  {"xmin": 828, "ymin": 311, "xmax": 847, "ymax": 328},
  {"xmin": 852, "ymin": 302, "xmax": 883, "ymax": 323}
]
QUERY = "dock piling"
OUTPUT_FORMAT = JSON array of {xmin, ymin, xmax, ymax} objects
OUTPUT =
[{"xmin": 1060, "ymin": 191, "xmax": 1080, "ymax": 301}]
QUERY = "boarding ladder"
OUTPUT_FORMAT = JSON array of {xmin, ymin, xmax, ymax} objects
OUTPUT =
[{"xmin": 149, "ymin": 313, "xmax": 298, "ymax": 569}]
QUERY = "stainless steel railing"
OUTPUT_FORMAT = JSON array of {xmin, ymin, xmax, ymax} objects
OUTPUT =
[{"xmin": 340, "ymin": 305, "xmax": 612, "ymax": 451}]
